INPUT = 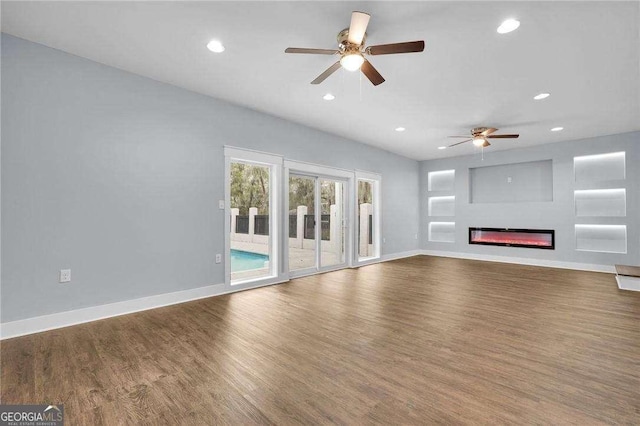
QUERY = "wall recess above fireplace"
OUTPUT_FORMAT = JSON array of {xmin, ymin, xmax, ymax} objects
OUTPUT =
[{"xmin": 469, "ymin": 228, "xmax": 555, "ymax": 249}]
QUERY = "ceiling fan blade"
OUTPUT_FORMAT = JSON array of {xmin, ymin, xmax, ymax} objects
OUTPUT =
[
  {"xmin": 367, "ymin": 40, "xmax": 425, "ymax": 55},
  {"xmin": 482, "ymin": 140, "xmax": 491, "ymax": 148},
  {"xmin": 348, "ymin": 11, "xmax": 370, "ymax": 45},
  {"xmin": 487, "ymin": 134, "xmax": 520, "ymax": 138},
  {"xmin": 481, "ymin": 127, "xmax": 498, "ymax": 136},
  {"xmin": 361, "ymin": 59, "xmax": 385, "ymax": 86},
  {"xmin": 310, "ymin": 61, "xmax": 342, "ymax": 85},
  {"xmin": 285, "ymin": 48, "xmax": 339, "ymax": 55},
  {"xmin": 448, "ymin": 139, "xmax": 472, "ymax": 147},
  {"xmin": 448, "ymin": 135, "xmax": 471, "ymax": 138}
]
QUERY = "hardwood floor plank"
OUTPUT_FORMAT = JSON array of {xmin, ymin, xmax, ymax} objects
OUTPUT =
[{"xmin": 2, "ymin": 256, "xmax": 639, "ymax": 424}]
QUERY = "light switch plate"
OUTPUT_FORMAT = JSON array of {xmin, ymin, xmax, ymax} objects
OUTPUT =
[
  {"xmin": 218, "ymin": 200, "xmax": 225, "ymax": 209},
  {"xmin": 215, "ymin": 254, "xmax": 222, "ymax": 264}
]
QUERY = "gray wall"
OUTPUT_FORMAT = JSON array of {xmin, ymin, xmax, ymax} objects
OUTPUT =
[
  {"xmin": 421, "ymin": 131, "xmax": 639, "ymax": 266},
  {"xmin": 469, "ymin": 160, "xmax": 553, "ymax": 203},
  {"xmin": 1, "ymin": 35, "xmax": 420, "ymax": 322}
]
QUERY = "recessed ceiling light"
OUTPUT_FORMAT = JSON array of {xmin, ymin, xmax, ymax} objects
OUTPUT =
[
  {"xmin": 497, "ymin": 19, "xmax": 520, "ymax": 34},
  {"xmin": 395, "ymin": 127, "xmax": 406, "ymax": 132},
  {"xmin": 551, "ymin": 127, "xmax": 564, "ymax": 132},
  {"xmin": 438, "ymin": 146, "xmax": 447, "ymax": 150},
  {"xmin": 206, "ymin": 40, "xmax": 225, "ymax": 53},
  {"xmin": 323, "ymin": 93, "xmax": 335, "ymax": 101},
  {"xmin": 534, "ymin": 93, "xmax": 550, "ymax": 100}
]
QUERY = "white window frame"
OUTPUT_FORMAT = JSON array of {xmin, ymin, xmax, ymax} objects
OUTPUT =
[
  {"xmin": 354, "ymin": 170, "xmax": 382, "ymax": 267},
  {"xmin": 224, "ymin": 146, "xmax": 287, "ymax": 291}
]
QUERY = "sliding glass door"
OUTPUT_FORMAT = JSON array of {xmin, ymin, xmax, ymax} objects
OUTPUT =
[
  {"xmin": 224, "ymin": 148, "xmax": 375, "ymax": 288},
  {"xmin": 288, "ymin": 174, "xmax": 316, "ymax": 274},
  {"xmin": 320, "ymin": 178, "xmax": 345, "ymax": 269},
  {"xmin": 288, "ymin": 173, "xmax": 347, "ymax": 276}
]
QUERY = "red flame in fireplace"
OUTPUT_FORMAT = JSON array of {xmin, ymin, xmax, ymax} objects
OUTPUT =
[{"xmin": 470, "ymin": 231, "xmax": 553, "ymax": 247}]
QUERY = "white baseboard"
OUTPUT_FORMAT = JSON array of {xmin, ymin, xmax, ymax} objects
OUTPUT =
[
  {"xmin": 4, "ymin": 249, "xmax": 608, "ymax": 340},
  {"xmin": 1, "ymin": 283, "xmax": 227, "ymax": 340},
  {"xmin": 1, "ymin": 249, "xmax": 422, "ymax": 340},
  {"xmin": 353, "ymin": 249, "xmax": 422, "ymax": 268},
  {"xmin": 381, "ymin": 249, "xmax": 423, "ymax": 262},
  {"xmin": 421, "ymin": 250, "xmax": 615, "ymax": 273}
]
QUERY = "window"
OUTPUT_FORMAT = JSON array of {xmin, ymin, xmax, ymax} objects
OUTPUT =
[{"xmin": 224, "ymin": 147, "xmax": 284, "ymax": 290}]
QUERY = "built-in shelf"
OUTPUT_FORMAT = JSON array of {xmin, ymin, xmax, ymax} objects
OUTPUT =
[
  {"xmin": 572, "ymin": 151, "xmax": 626, "ymax": 254},
  {"xmin": 575, "ymin": 224, "xmax": 627, "ymax": 254},
  {"xmin": 429, "ymin": 222, "xmax": 455, "ymax": 243},
  {"xmin": 427, "ymin": 169, "xmax": 455, "ymax": 244},
  {"xmin": 428, "ymin": 196, "xmax": 455, "ymax": 217},
  {"xmin": 428, "ymin": 169, "xmax": 455, "ymax": 192},
  {"xmin": 574, "ymin": 189, "xmax": 626, "ymax": 217},
  {"xmin": 574, "ymin": 151, "xmax": 625, "ymax": 182}
]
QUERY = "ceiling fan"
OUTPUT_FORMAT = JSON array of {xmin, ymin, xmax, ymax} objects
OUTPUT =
[
  {"xmin": 285, "ymin": 11, "xmax": 425, "ymax": 86},
  {"xmin": 448, "ymin": 127, "xmax": 520, "ymax": 148}
]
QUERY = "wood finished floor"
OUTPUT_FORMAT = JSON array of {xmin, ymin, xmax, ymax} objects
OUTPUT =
[{"xmin": 2, "ymin": 256, "xmax": 639, "ymax": 425}]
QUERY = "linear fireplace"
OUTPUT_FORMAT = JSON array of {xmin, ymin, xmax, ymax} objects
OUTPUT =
[{"xmin": 469, "ymin": 228, "xmax": 555, "ymax": 249}]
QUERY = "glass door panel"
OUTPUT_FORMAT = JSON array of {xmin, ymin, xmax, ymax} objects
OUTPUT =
[
  {"xmin": 358, "ymin": 180, "xmax": 375, "ymax": 260},
  {"xmin": 230, "ymin": 162, "xmax": 273, "ymax": 283},
  {"xmin": 319, "ymin": 179, "xmax": 345, "ymax": 268},
  {"xmin": 288, "ymin": 175, "xmax": 317, "ymax": 272}
]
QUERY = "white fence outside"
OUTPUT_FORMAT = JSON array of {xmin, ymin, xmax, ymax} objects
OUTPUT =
[{"xmin": 230, "ymin": 203, "xmax": 373, "ymax": 257}]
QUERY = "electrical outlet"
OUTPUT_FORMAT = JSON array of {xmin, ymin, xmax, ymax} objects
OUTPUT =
[
  {"xmin": 415, "ymin": 233, "xmax": 419, "ymax": 239},
  {"xmin": 383, "ymin": 237, "xmax": 386, "ymax": 243},
  {"xmin": 215, "ymin": 254, "xmax": 222, "ymax": 264},
  {"xmin": 218, "ymin": 200, "xmax": 225, "ymax": 209},
  {"xmin": 59, "ymin": 269, "xmax": 71, "ymax": 283},
  {"xmin": 507, "ymin": 176, "xmax": 513, "ymax": 183}
]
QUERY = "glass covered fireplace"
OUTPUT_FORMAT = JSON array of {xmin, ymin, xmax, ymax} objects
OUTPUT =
[{"xmin": 469, "ymin": 228, "xmax": 555, "ymax": 249}]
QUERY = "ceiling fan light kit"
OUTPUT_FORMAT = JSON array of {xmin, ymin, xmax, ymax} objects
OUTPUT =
[
  {"xmin": 285, "ymin": 11, "xmax": 425, "ymax": 86},
  {"xmin": 448, "ymin": 127, "xmax": 520, "ymax": 149},
  {"xmin": 472, "ymin": 136, "xmax": 486, "ymax": 147},
  {"xmin": 340, "ymin": 53, "xmax": 364, "ymax": 71}
]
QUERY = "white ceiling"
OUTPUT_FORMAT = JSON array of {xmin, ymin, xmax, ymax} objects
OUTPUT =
[{"xmin": 2, "ymin": 1, "xmax": 639, "ymax": 160}]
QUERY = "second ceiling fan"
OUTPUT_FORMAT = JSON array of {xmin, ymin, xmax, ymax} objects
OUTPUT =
[
  {"xmin": 285, "ymin": 11, "xmax": 425, "ymax": 86},
  {"xmin": 448, "ymin": 127, "xmax": 520, "ymax": 148}
]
